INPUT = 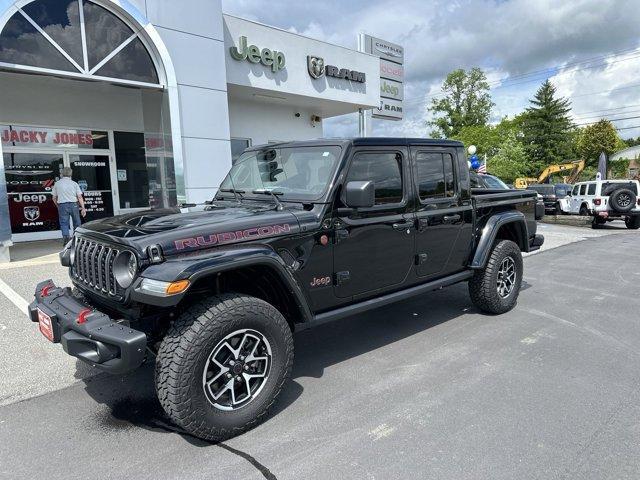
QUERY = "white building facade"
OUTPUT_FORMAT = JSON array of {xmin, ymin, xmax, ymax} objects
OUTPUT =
[{"xmin": 0, "ymin": 0, "xmax": 379, "ymax": 243}]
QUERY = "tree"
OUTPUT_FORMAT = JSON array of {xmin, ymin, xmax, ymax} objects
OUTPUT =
[
  {"xmin": 521, "ymin": 80, "xmax": 574, "ymax": 172},
  {"xmin": 576, "ymin": 119, "xmax": 622, "ymax": 167},
  {"xmin": 487, "ymin": 132, "xmax": 529, "ymax": 183},
  {"xmin": 428, "ymin": 68, "xmax": 494, "ymax": 138}
]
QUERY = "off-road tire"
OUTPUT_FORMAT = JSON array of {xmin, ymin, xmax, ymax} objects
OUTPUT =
[
  {"xmin": 469, "ymin": 240, "xmax": 523, "ymax": 315},
  {"xmin": 610, "ymin": 188, "xmax": 636, "ymax": 213},
  {"xmin": 625, "ymin": 216, "xmax": 640, "ymax": 229},
  {"xmin": 579, "ymin": 205, "xmax": 589, "ymax": 216},
  {"xmin": 155, "ymin": 294, "xmax": 294, "ymax": 441}
]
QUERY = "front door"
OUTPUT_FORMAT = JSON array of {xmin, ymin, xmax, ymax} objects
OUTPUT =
[
  {"xmin": 412, "ymin": 148, "xmax": 469, "ymax": 279},
  {"xmin": 333, "ymin": 148, "xmax": 415, "ymax": 299},
  {"xmin": 68, "ymin": 154, "xmax": 115, "ymax": 222}
]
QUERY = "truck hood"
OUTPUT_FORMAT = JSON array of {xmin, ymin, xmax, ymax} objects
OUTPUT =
[{"xmin": 76, "ymin": 201, "xmax": 301, "ymax": 255}]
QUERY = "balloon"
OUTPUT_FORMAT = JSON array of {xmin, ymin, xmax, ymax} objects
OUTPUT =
[
  {"xmin": 471, "ymin": 160, "xmax": 480, "ymax": 169},
  {"xmin": 468, "ymin": 145, "xmax": 477, "ymax": 155},
  {"xmin": 470, "ymin": 154, "xmax": 479, "ymax": 162}
]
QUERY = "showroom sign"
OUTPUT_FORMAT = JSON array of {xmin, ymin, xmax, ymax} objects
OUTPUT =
[
  {"xmin": 229, "ymin": 36, "xmax": 286, "ymax": 73},
  {"xmin": 307, "ymin": 56, "xmax": 366, "ymax": 83}
]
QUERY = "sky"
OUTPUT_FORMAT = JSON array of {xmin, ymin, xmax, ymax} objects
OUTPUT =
[{"xmin": 222, "ymin": 0, "xmax": 640, "ymax": 139}]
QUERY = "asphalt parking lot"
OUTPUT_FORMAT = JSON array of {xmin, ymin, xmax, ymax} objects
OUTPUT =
[{"xmin": 1, "ymin": 222, "xmax": 639, "ymax": 480}]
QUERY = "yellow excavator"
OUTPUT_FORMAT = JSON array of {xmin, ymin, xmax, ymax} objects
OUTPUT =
[{"xmin": 514, "ymin": 160, "xmax": 585, "ymax": 189}]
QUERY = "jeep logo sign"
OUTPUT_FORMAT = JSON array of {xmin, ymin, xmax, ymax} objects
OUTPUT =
[{"xmin": 229, "ymin": 36, "xmax": 285, "ymax": 73}]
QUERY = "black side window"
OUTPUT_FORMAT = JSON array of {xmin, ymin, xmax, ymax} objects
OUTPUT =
[
  {"xmin": 416, "ymin": 152, "xmax": 455, "ymax": 199},
  {"xmin": 346, "ymin": 152, "xmax": 403, "ymax": 205},
  {"xmin": 587, "ymin": 183, "xmax": 596, "ymax": 195}
]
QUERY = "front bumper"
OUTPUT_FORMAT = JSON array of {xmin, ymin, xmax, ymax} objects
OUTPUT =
[{"xmin": 28, "ymin": 280, "xmax": 146, "ymax": 374}]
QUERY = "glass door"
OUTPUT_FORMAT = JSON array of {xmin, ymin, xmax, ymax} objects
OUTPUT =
[{"xmin": 67, "ymin": 154, "xmax": 114, "ymax": 222}]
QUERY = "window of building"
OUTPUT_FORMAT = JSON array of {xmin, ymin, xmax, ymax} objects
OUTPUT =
[
  {"xmin": 346, "ymin": 152, "xmax": 403, "ymax": 205},
  {"xmin": 114, "ymin": 132, "xmax": 149, "ymax": 209},
  {"xmin": 416, "ymin": 152, "xmax": 455, "ymax": 199},
  {"xmin": 231, "ymin": 138, "xmax": 251, "ymax": 164},
  {"xmin": 0, "ymin": 0, "xmax": 159, "ymax": 85}
]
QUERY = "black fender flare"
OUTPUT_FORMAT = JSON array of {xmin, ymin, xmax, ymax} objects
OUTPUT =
[
  {"xmin": 470, "ymin": 211, "xmax": 529, "ymax": 269},
  {"xmin": 132, "ymin": 245, "xmax": 313, "ymax": 322}
]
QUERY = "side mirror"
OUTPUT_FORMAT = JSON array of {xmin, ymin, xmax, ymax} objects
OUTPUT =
[
  {"xmin": 566, "ymin": 192, "xmax": 572, "ymax": 196},
  {"xmin": 344, "ymin": 181, "xmax": 375, "ymax": 209}
]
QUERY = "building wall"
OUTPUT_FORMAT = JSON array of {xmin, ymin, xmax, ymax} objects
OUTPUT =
[
  {"xmin": 133, "ymin": 0, "xmax": 232, "ymax": 203},
  {"xmin": 0, "ymin": 73, "xmax": 145, "ymax": 131},
  {"xmin": 228, "ymin": 99, "xmax": 323, "ymax": 146}
]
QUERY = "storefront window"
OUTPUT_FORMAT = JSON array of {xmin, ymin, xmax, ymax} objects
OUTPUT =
[
  {"xmin": 22, "ymin": 0, "xmax": 83, "ymax": 66},
  {"xmin": 114, "ymin": 132, "xmax": 149, "ymax": 209},
  {"xmin": 3, "ymin": 152, "xmax": 63, "ymax": 233},
  {"xmin": 68, "ymin": 154, "xmax": 113, "ymax": 221},
  {"xmin": 0, "ymin": 0, "xmax": 160, "ymax": 86}
]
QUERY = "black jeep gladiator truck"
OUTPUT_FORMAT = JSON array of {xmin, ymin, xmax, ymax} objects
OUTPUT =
[{"xmin": 29, "ymin": 138, "xmax": 543, "ymax": 441}]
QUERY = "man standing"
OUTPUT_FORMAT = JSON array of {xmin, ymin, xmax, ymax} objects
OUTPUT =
[{"xmin": 52, "ymin": 167, "xmax": 86, "ymax": 245}]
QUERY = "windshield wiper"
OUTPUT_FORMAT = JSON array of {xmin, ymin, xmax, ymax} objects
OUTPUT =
[
  {"xmin": 252, "ymin": 189, "xmax": 284, "ymax": 211},
  {"xmin": 219, "ymin": 188, "xmax": 245, "ymax": 203}
]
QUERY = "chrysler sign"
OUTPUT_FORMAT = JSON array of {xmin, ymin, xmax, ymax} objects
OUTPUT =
[{"xmin": 361, "ymin": 35, "xmax": 404, "ymax": 121}]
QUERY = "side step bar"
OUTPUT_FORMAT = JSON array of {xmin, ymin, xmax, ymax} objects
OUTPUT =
[{"xmin": 300, "ymin": 270, "xmax": 473, "ymax": 330}]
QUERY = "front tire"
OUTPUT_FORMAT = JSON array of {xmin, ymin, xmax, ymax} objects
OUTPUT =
[
  {"xmin": 155, "ymin": 294, "xmax": 294, "ymax": 441},
  {"xmin": 469, "ymin": 240, "xmax": 523, "ymax": 314}
]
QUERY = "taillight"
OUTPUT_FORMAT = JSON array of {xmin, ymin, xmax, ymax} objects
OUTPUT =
[
  {"xmin": 637, "ymin": 199, "xmax": 640, "ymax": 206},
  {"xmin": 594, "ymin": 198, "xmax": 602, "ymax": 206}
]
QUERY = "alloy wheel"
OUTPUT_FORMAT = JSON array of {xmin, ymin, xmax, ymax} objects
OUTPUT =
[
  {"xmin": 496, "ymin": 256, "xmax": 516, "ymax": 298},
  {"xmin": 202, "ymin": 329, "xmax": 272, "ymax": 411}
]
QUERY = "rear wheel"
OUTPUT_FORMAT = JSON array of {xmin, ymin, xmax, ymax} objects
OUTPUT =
[
  {"xmin": 155, "ymin": 294, "xmax": 294, "ymax": 441},
  {"xmin": 469, "ymin": 240, "xmax": 523, "ymax": 314},
  {"xmin": 625, "ymin": 216, "xmax": 640, "ymax": 229},
  {"xmin": 579, "ymin": 205, "xmax": 589, "ymax": 216}
]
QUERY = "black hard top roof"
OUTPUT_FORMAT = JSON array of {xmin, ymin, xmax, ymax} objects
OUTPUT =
[{"xmin": 247, "ymin": 137, "xmax": 464, "ymax": 151}]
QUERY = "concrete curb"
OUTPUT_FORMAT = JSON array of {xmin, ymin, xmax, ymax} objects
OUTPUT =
[{"xmin": 541, "ymin": 215, "xmax": 593, "ymax": 227}]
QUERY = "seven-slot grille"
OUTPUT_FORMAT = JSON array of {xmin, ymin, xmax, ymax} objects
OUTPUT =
[{"xmin": 72, "ymin": 237, "xmax": 121, "ymax": 296}]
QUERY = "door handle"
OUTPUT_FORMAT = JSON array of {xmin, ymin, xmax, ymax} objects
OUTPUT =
[
  {"xmin": 443, "ymin": 214, "xmax": 461, "ymax": 223},
  {"xmin": 392, "ymin": 221, "xmax": 413, "ymax": 230}
]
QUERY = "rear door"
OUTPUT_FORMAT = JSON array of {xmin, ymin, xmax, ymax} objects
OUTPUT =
[
  {"xmin": 412, "ymin": 147, "xmax": 471, "ymax": 279},
  {"xmin": 332, "ymin": 147, "xmax": 415, "ymax": 299}
]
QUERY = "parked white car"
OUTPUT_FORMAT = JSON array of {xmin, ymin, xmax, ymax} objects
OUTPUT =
[{"xmin": 560, "ymin": 179, "xmax": 640, "ymax": 229}]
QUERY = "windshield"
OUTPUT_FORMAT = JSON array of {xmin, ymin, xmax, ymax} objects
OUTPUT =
[
  {"xmin": 554, "ymin": 185, "xmax": 571, "ymax": 196},
  {"xmin": 481, "ymin": 174, "xmax": 509, "ymax": 189},
  {"xmin": 219, "ymin": 146, "xmax": 341, "ymax": 201}
]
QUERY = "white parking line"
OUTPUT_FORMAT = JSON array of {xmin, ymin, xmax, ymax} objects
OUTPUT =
[{"xmin": 0, "ymin": 277, "xmax": 29, "ymax": 316}]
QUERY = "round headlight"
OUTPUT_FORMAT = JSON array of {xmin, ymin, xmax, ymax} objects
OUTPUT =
[{"xmin": 113, "ymin": 251, "xmax": 137, "ymax": 288}]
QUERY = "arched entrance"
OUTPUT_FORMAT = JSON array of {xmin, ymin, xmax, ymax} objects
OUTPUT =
[{"xmin": 0, "ymin": 0, "xmax": 183, "ymax": 242}]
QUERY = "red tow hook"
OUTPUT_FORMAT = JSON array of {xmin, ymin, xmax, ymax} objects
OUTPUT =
[
  {"xmin": 76, "ymin": 308, "xmax": 93, "ymax": 325},
  {"xmin": 40, "ymin": 284, "xmax": 54, "ymax": 297}
]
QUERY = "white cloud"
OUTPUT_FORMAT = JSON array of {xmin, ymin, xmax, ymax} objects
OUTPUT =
[{"xmin": 223, "ymin": 0, "xmax": 640, "ymax": 138}]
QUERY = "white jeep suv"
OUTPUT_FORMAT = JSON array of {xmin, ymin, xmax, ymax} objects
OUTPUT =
[{"xmin": 561, "ymin": 179, "xmax": 640, "ymax": 229}]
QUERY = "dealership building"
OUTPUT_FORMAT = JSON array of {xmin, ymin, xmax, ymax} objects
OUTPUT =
[{"xmin": 0, "ymin": 0, "xmax": 406, "ymax": 246}]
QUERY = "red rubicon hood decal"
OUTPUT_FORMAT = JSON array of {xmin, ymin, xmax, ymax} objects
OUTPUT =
[{"xmin": 174, "ymin": 223, "xmax": 292, "ymax": 250}]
